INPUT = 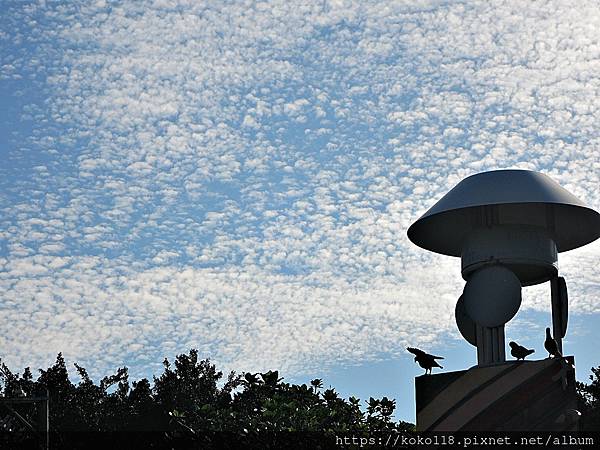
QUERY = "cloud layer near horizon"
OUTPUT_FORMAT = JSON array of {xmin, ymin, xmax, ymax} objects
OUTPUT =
[{"xmin": 1, "ymin": 0, "xmax": 599, "ymax": 379}]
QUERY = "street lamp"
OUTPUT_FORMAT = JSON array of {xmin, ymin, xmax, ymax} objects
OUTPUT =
[{"xmin": 408, "ymin": 169, "xmax": 600, "ymax": 365}]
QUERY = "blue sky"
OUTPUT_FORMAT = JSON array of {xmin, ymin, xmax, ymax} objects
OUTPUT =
[{"xmin": 1, "ymin": 0, "xmax": 600, "ymax": 422}]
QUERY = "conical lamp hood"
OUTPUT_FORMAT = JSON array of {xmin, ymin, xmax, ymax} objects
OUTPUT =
[{"xmin": 407, "ymin": 169, "xmax": 600, "ymax": 256}]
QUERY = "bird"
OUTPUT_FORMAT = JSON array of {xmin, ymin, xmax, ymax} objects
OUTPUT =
[
  {"xmin": 544, "ymin": 327, "xmax": 562, "ymax": 358},
  {"xmin": 509, "ymin": 341, "xmax": 535, "ymax": 360},
  {"xmin": 407, "ymin": 347, "xmax": 444, "ymax": 375}
]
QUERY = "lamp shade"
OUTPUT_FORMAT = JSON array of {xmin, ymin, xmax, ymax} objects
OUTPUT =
[{"xmin": 407, "ymin": 170, "xmax": 600, "ymax": 256}]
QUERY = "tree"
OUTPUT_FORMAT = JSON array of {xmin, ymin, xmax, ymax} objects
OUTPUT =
[
  {"xmin": 0, "ymin": 349, "xmax": 415, "ymax": 449},
  {"xmin": 576, "ymin": 365, "xmax": 600, "ymax": 430}
]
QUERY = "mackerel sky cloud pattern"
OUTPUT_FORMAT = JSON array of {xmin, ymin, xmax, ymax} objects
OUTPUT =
[{"xmin": 1, "ymin": 0, "xmax": 599, "ymax": 380}]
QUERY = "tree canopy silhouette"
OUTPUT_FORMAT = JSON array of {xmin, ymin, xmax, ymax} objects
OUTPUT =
[
  {"xmin": 576, "ymin": 365, "xmax": 600, "ymax": 431},
  {"xmin": 0, "ymin": 349, "xmax": 414, "ymax": 449},
  {"xmin": 2, "ymin": 350, "xmax": 599, "ymax": 449}
]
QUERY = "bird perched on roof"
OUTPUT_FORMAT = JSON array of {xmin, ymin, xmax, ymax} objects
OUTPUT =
[
  {"xmin": 544, "ymin": 327, "xmax": 562, "ymax": 358},
  {"xmin": 509, "ymin": 341, "xmax": 535, "ymax": 360},
  {"xmin": 407, "ymin": 347, "xmax": 444, "ymax": 375}
]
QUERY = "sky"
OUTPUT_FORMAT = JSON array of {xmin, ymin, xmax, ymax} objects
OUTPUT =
[{"xmin": 1, "ymin": 0, "xmax": 600, "ymax": 422}]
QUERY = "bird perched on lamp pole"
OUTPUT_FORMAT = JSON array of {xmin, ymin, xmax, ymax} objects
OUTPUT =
[
  {"xmin": 407, "ymin": 347, "xmax": 444, "ymax": 375},
  {"xmin": 544, "ymin": 327, "xmax": 562, "ymax": 358},
  {"xmin": 509, "ymin": 341, "xmax": 535, "ymax": 360}
]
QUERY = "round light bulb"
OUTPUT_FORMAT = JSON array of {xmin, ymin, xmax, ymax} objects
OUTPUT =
[{"xmin": 463, "ymin": 265, "xmax": 522, "ymax": 327}]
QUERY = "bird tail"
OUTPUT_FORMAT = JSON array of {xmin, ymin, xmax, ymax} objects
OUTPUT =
[{"xmin": 526, "ymin": 349, "xmax": 535, "ymax": 356}]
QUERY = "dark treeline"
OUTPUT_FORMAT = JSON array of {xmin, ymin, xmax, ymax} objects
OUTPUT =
[
  {"xmin": 0, "ymin": 349, "xmax": 599, "ymax": 449},
  {"xmin": 0, "ymin": 349, "xmax": 412, "ymax": 449},
  {"xmin": 577, "ymin": 365, "xmax": 600, "ymax": 430}
]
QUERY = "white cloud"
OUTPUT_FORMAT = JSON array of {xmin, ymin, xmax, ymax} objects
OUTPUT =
[{"xmin": 1, "ymin": 0, "xmax": 599, "ymax": 381}]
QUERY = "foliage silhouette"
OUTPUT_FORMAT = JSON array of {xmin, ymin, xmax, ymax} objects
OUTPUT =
[
  {"xmin": 2, "ymin": 351, "xmax": 599, "ymax": 448},
  {"xmin": 576, "ymin": 365, "xmax": 600, "ymax": 431},
  {"xmin": 0, "ymin": 349, "xmax": 414, "ymax": 449}
]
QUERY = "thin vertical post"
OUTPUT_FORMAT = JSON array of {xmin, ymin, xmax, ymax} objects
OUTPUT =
[
  {"xmin": 37, "ymin": 389, "xmax": 49, "ymax": 450},
  {"xmin": 476, "ymin": 324, "xmax": 505, "ymax": 365},
  {"xmin": 550, "ymin": 277, "xmax": 563, "ymax": 354}
]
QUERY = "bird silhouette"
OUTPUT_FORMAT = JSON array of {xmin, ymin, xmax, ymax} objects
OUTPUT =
[
  {"xmin": 407, "ymin": 347, "xmax": 444, "ymax": 375},
  {"xmin": 544, "ymin": 327, "xmax": 562, "ymax": 358},
  {"xmin": 509, "ymin": 341, "xmax": 535, "ymax": 360}
]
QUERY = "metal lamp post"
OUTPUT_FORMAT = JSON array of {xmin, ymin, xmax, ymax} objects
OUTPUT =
[{"xmin": 408, "ymin": 169, "xmax": 600, "ymax": 366}]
